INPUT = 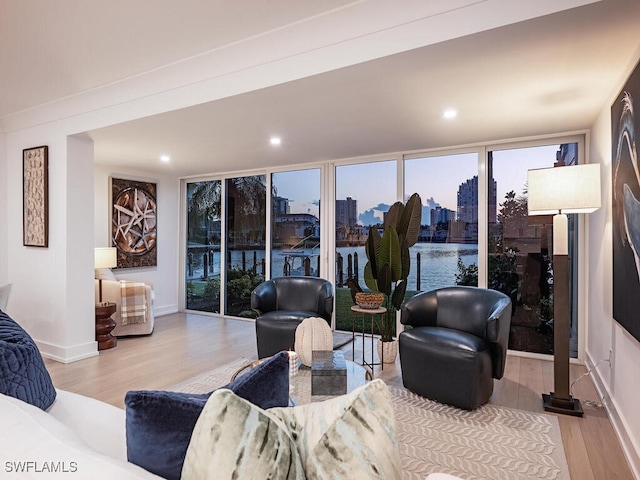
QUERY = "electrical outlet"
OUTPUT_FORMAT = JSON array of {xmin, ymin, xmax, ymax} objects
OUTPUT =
[{"xmin": 609, "ymin": 349, "xmax": 614, "ymax": 369}]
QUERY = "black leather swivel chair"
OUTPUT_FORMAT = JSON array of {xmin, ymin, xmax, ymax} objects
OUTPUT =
[
  {"xmin": 399, "ymin": 286, "xmax": 512, "ymax": 410},
  {"xmin": 251, "ymin": 277, "xmax": 333, "ymax": 358}
]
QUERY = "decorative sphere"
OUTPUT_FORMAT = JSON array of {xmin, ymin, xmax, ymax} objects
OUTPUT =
[{"xmin": 294, "ymin": 317, "xmax": 333, "ymax": 367}]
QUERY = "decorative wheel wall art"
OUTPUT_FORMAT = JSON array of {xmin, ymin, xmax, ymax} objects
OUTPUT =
[
  {"xmin": 23, "ymin": 146, "xmax": 49, "ymax": 247},
  {"xmin": 111, "ymin": 177, "xmax": 157, "ymax": 268}
]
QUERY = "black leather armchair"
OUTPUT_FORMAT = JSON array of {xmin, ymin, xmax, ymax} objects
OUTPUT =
[
  {"xmin": 399, "ymin": 286, "xmax": 511, "ymax": 410},
  {"xmin": 251, "ymin": 277, "xmax": 333, "ymax": 358}
]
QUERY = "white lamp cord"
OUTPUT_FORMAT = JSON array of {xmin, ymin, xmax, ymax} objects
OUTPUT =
[{"xmin": 569, "ymin": 358, "xmax": 609, "ymax": 408}]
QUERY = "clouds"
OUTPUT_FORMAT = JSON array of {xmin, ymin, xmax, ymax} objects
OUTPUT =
[
  {"xmin": 357, "ymin": 199, "xmax": 445, "ymax": 226},
  {"xmin": 359, "ymin": 209, "xmax": 382, "ymax": 226},
  {"xmin": 424, "ymin": 197, "xmax": 439, "ymax": 209},
  {"xmin": 422, "ymin": 197, "xmax": 440, "ymax": 225},
  {"xmin": 359, "ymin": 203, "xmax": 392, "ymax": 226}
]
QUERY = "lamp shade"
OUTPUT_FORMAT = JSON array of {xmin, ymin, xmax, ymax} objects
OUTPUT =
[
  {"xmin": 94, "ymin": 247, "xmax": 117, "ymax": 269},
  {"xmin": 528, "ymin": 164, "xmax": 601, "ymax": 216}
]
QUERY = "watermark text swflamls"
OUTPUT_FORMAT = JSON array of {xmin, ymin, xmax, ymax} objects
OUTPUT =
[{"xmin": 5, "ymin": 461, "xmax": 78, "ymax": 473}]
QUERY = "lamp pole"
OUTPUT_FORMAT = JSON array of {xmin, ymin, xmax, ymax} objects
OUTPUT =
[{"xmin": 542, "ymin": 213, "xmax": 583, "ymax": 416}]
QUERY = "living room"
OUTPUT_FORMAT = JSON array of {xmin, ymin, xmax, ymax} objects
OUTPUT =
[{"xmin": 2, "ymin": 0, "xmax": 640, "ymax": 478}]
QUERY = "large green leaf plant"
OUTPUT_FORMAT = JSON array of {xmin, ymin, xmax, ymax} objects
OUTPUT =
[{"xmin": 351, "ymin": 193, "xmax": 422, "ymax": 342}]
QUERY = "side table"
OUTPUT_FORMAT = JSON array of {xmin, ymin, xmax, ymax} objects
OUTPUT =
[
  {"xmin": 95, "ymin": 302, "xmax": 117, "ymax": 350},
  {"xmin": 350, "ymin": 306, "xmax": 387, "ymax": 373}
]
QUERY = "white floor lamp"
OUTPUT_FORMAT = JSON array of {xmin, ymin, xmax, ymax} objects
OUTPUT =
[{"xmin": 527, "ymin": 163, "xmax": 601, "ymax": 417}]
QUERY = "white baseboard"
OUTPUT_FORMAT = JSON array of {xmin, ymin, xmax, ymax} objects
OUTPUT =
[
  {"xmin": 154, "ymin": 303, "xmax": 179, "ymax": 317},
  {"xmin": 586, "ymin": 353, "xmax": 640, "ymax": 479},
  {"xmin": 36, "ymin": 339, "xmax": 98, "ymax": 364}
]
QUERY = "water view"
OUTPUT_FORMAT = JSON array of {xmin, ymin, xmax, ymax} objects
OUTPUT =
[
  {"xmin": 336, "ymin": 243, "xmax": 478, "ymax": 292},
  {"xmin": 187, "ymin": 242, "xmax": 479, "ymax": 294}
]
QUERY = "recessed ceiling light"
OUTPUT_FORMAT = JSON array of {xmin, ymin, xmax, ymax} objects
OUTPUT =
[
  {"xmin": 443, "ymin": 109, "xmax": 458, "ymax": 120},
  {"xmin": 160, "ymin": 155, "xmax": 170, "ymax": 163},
  {"xmin": 270, "ymin": 136, "xmax": 282, "ymax": 146}
]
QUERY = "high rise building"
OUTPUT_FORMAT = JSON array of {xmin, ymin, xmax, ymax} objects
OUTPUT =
[
  {"xmin": 457, "ymin": 176, "xmax": 497, "ymax": 224},
  {"xmin": 336, "ymin": 197, "xmax": 358, "ymax": 228},
  {"xmin": 430, "ymin": 206, "xmax": 455, "ymax": 225},
  {"xmin": 457, "ymin": 177, "xmax": 478, "ymax": 224},
  {"xmin": 273, "ymin": 196, "xmax": 290, "ymax": 215}
]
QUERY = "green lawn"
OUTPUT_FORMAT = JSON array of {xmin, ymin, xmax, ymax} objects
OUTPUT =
[
  {"xmin": 334, "ymin": 287, "xmax": 418, "ymax": 336},
  {"xmin": 186, "ymin": 280, "xmax": 415, "ymax": 335}
]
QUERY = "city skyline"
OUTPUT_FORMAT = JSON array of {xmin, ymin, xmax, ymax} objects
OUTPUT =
[{"xmin": 272, "ymin": 144, "xmax": 563, "ymax": 226}]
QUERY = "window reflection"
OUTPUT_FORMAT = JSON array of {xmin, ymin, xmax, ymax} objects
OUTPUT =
[
  {"xmin": 225, "ymin": 175, "xmax": 267, "ymax": 317},
  {"xmin": 488, "ymin": 144, "xmax": 578, "ymax": 356},
  {"xmin": 185, "ymin": 180, "xmax": 221, "ymax": 313}
]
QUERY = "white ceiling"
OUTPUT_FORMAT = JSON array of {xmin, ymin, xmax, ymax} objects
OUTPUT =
[{"xmin": 3, "ymin": 0, "xmax": 640, "ymax": 177}]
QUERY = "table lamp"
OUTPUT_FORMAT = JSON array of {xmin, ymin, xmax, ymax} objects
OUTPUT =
[
  {"xmin": 528, "ymin": 163, "xmax": 601, "ymax": 416},
  {"xmin": 94, "ymin": 247, "xmax": 117, "ymax": 305}
]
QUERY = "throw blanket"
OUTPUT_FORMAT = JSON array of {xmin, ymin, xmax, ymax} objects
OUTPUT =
[{"xmin": 120, "ymin": 281, "xmax": 147, "ymax": 325}]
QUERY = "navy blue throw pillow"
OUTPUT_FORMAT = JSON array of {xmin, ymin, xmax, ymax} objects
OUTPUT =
[
  {"xmin": 0, "ymin": 311, "xmax": 56, "ymax": 410},
  {"xmin": 125, "ymin": 351, "xmax": 290, "ymax": 480}
]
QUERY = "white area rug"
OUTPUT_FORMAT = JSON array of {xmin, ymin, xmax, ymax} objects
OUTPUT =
[
  {"xmin": 169, "ymin": 357, "xmax": 249, "ymax": 394},
  {"xmin": 390, "ymin": 386, "xmax": 570, "ymax": 480},
  {"xmin": 171, "ymin": 360, "xmax": 570, "ymax": 480},
  {"xmin": 332, "ymin": 330, "xmax": 354, "ymax": 349}
]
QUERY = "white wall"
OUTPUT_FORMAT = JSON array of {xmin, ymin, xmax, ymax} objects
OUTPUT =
[
  {"xmin": 0, "ymin": 133, "xmax": 7, "ymax": 287},
  {"xmin": 587, "ymin": 55, "xmax": 640, "ymax": 477},
  {"xmin": 1, "ymin": 128, "xmax": 179, "ymax": 363},
  {"xmin": 5, "ymin": 129, "xmax": 97, "ymax": 361},
  {"xmin": 65, "ymin": 135, "xmax": 97, "ymax": 355},
  {"xmin": 94, "ymin": 165, "xmax": 180, "ymax": 317}
]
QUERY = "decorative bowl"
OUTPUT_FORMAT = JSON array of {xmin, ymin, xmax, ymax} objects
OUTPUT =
[{"xmin": 355, "ymin": 292, "xmax": 384, "ymax": 309}]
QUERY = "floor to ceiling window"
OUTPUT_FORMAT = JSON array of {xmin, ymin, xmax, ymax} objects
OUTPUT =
[
  {"xmin": 225, "ymin": 175, "xmax": 267, "ymax": 317},
  {"xmin": 182, "ymin": 137, "xmax": 585, "ymax": 360},
  {"xmin": 404, "ymin": 153, "xmax": 480, "ymax": 292},
  {"xmin": 334, "ymin": 160, "xmax": 397, "ymax": 332},
  {"xmin": 488, "ymin": 142, "xmax": 579, "ymax": 356},
  {"xmin": 271, "ymin": 169, "xmax": 321, "ymax": 278},
  {"xmin": 185, "ymin": 180, "xmax": 221, "ymax": 313}
]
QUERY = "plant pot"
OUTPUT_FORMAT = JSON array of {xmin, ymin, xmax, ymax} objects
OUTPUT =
[
  {"xmin": 377, "ymin": 339, "xmax": 398, "ymax": 364},
  {"xmin": 355, "ymin": 292, "xmax": 384, "ymax": 309}
]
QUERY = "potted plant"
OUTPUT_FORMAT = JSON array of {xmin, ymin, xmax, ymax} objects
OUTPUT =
[{"xmin": 348, "ymin": 193, "xmax": 422, "ymax": 363}]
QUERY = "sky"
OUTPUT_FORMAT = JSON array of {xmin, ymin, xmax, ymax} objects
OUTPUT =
[
  {"xmin": 272, "ymin": 168, "xmax": 321, "ymax": 217},
  {"xmin": 272, "ymin": 144, "xmax": 565, "ymax": 225}
]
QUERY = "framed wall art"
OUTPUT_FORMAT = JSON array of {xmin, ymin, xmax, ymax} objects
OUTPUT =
[
  {"xmin": 111, "ymin": 177, "xmax": 157, "ymax": 268},
  {"xmin": 23, "ymin": 146, "xmax": 49, "ymax": 247},
  {"xmin": 612, "ymin": 59, "xmax": 640, "ymax": 342}
]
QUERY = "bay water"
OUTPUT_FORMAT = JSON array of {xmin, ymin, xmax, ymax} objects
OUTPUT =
[{"xmin": 188, "ymin": 243, "xmax": 479, "ymax": 293}]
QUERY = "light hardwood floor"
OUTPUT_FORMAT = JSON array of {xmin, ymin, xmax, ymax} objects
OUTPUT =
[{"xmin": 45, "ymin": 312, "xmax": 633, "ymax": 480}]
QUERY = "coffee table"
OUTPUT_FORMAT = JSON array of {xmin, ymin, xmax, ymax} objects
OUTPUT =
[{"xmin": 232, "ymin": 357, "xmax": 371, "ymax": 405}]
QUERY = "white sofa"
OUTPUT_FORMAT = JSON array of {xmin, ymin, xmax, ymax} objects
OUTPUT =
[
  {"xmin": 0, "ymin": 389, "xmax": 466, "ymax": 480},
  {"xmin": 0, "ymin": 390, "xmax": 160, "ymax": 479},
  {"xmin": 95, "ymin": 269, "xmax": 154, "ymax": 336}
]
